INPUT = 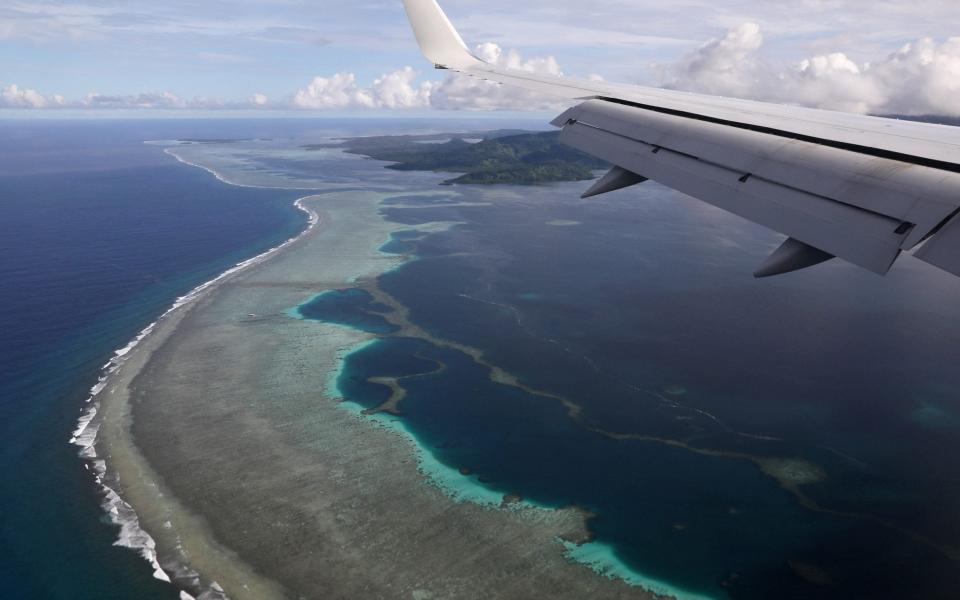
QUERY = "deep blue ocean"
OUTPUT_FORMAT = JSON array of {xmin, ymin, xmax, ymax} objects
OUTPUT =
[
  {"xmin": 318, "ymin": 188, "xmax": 960, "ymax": 599},
  {"xmin": 5, "ymin": 118, "xmax": 960, "ymax": 600},
  {"xmin": 0, "ymin": 120, "xmax": 310, "ymax": 599}
]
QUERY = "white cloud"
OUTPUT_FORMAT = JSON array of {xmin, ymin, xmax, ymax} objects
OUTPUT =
[
  {"xmin": 425, "ymin": 43, "xmax": 567, "ymax": 111},
  {"xmin": 663, "ymin": 24, "xmax": 960, "ymax": 116},
  {"xmin": 665, "ymin": 23, "xmax": 765, "ymax": 98},
  {"xmin": 0, "ymin": 84, "xmax": 259, "ymax": 110},
  {"xmin": 83, "ymin": 91, "xmax": 189, "ymax": 109},
  {"xmin": 79, "ymin": 91, "xmax": 238, "ymax": 109},
  {"xmin": 292, "ymin": 67, "xmax": 433, "ymax": 110},
  {"xmin": 868, "ymin": 37, "xmax": 960, "ymax": 115},
  {"xmin": 1, "ymin": 83, "xmax": 56, "ymax": 108},
  {"xmin": 5, "ymin": 28, "xmax": 960, "ymax": 117},
  {"xmin": 368, "ymin": 67, "xmax": 433, "ymax": 109},
  {"xmin": 291, "ymin": 45, "xmax": 564, "ymax": 111},
  {"xmin": 292, "ymin": 72, "xmax": 374, "ymax": 109}
]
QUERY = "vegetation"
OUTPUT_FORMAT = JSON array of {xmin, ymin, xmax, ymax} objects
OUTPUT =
[{"xmin": 333, "ymin": 131, "xmax": 608, "ymax": 185}]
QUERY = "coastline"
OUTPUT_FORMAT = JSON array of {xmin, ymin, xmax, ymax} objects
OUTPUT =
[
  {"xmin": 72, "ymin": 196, "xmax": 320, "ymax": 599},
  {"xmin": 89, "ymin": 177, "xmax": 668, "ymax": 598},
  {"xmin": 42, "ymin": 125, "xmax": 960, "ymax": 600},
  {"xmin": 162, "ymin": 147, "xmax": 320, "ymax": 191}
]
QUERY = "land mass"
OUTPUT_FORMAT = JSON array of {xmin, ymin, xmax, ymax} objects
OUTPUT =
[
  {"xmin": 329, "ymin": 116, "xmax": 958, "ymax": 186},
  {"xmin": 311, "ymin": 131, "xmax": 609, "ymax": 185}
]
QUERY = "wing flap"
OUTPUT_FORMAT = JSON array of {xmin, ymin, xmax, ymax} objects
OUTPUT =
[
  {"xmin": 914, "ymin": 212, "xmax": 960, "ymax": 277},
  {"xmin": 556, "ymin": 100, "xmax": 960, "ymax": 250},
  {"xmin": 559, "ymin": 111, "xmax": 906, "ymax": 274}
]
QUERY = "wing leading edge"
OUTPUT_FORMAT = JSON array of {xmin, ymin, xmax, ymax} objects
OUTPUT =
[{"xmin": 401, "ymin": 0, "xmax": 960, "ymax": 279}]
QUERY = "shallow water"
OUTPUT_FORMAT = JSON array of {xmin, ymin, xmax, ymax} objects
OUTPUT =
[
  {"xmin": 116, "ymin": 128, "xmax": 960, "ymax": 599},
  {"xmin": 303, "ymin": 179, "xmax": 960, "ymax": 598},
  {"xmin": 0, "ymin": 117, "xmax": 543, "ymax": 598},
  {"xmin": 15, "ymin": 118, "xmax": 957, "ymax": 599}
]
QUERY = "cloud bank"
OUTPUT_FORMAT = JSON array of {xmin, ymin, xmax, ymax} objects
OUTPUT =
[
  {"xmin": 1, "ymin": 84, "xmax": 63, "ymax": 108},
  {"xmin": 291, "ymin": 44, "xmax": 566, "ymax": 111},
  {"xmin": 293, "ymin": 67, "xmax": 433, "ymax": 109},
  {"xmin": 664, "ymin": 24, "xmax": 960, "ymax": 116},
  {"xmin": 5, "ymin": 30, "xmax": 960, "ymax": 117},
  {"xmin": 0, "ymin": 85, "xmax": 268, "ymax": 110}
]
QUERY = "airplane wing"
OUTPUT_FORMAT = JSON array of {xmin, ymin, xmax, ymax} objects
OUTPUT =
[{"xmin": 401, "ymin": 0, "xmax": 960, "ymax": 278}]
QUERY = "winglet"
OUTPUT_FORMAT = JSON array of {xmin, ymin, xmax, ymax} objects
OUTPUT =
[{"xmin": 401, "ymin": 0, "xmax": 483, "ymax": 69}]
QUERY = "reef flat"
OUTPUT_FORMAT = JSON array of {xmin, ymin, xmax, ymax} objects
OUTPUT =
[
  {"xmin": 91, "ymin": 130, "xmax": 960, "ymax": 600},
  {"xmin": 103, "ymin": 190, "xmax": 658, "ymax": 599}
]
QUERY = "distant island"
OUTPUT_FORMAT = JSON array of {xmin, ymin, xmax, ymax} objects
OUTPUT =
[
  {"xmin": 310, "ymin": 131, "xmax": 609, "ymax": 185},
  {"xmin": 305, "ymin": 116, "xmax": 959, "ymax": 187}
]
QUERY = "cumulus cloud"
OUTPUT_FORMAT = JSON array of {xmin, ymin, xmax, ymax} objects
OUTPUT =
[
  {"xmin": 290, "ymin": 44, "xmax": 565, "ymax": 111},
  {"xmin": 429, "ymin": 43, "xmax": 566, "ymax": 111},
  {"xmin": 1, "ymin": 84, "xmax": 60, "ymax": 108},
  {"xmin": 292, "ymin": 66, "xmax": 437, "ymax": 109},
  {"xmin": 665, "ymin": 23, "xmax": 765, "ymax": 99},
  {"xmin": 369, "ymin": 67, "xmax": 434, "ymax": 109},
  {"xmin": 663, "ymin": 24, "xmax": 960, "ymax": 116},
  {"xmin": 284, "ymin": 35, "xmax": 960, "ymax": 116},
  {"xmin": 293, "ymin": 72, "xmax": 375, "ymax": 109},
  {"xmin": 5, "ymin": 31, "xmax": 960, "ymax": 116}
]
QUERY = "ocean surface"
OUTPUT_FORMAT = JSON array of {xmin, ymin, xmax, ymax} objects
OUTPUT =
[
  {"xmin": 0, "ymin": 117, "xmax": 545, "ymax": 599},
  {"xmin": 317, "ymin": 187, "xmax": 960, "ymax": 598},
  {"xmin": 0, "ymin": 120, "xmax": 315, "ymax": 599},
  {"xmin": 4, "ymin": 118, "xmax": 960, "ymax": 600}
]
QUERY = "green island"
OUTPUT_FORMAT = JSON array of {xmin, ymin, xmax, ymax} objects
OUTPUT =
[
  {"xmin": 309, "ymin": 131, "xmax": 609, "ymax": 185},
  {"xmin": 316, "ymin": 116, "xmax": 958, "ymax": 185}
]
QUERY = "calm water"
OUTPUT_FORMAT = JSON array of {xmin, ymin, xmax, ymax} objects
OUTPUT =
[
  {"xmin": 0, "ymin": 120, "xmax": 309, "ymax": 599},
  {"xmin": 0, "ymin": 117, "xmax": 547, "ymax": 599},
  {"xmin": 6, "ymin": 118, "xmax": 960, "ymax": 600},
  {"xmin": 317, "ymin": 186, "xmax": 960, "ymax": 599}
]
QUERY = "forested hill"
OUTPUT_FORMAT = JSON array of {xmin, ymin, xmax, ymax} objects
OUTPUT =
[{"xmin": 326, "ymin": 131, "xmax": 608, "ymax": 185}]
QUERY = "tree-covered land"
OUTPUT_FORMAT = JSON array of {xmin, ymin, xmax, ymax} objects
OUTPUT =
[{"xmin": 316, "ymin": 131, "xmax": 608, "ymax": 185}]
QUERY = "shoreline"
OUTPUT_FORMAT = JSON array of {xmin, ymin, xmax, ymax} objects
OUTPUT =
[
  {"xmin": 105, "ymin": 182, "xmax": 664, "ymax": 598},
  {"xmin": 71, "ymin": 195, "xmax": 321, "ymax": 599},
  {"xmin": 162, "ymin": 146, "xmax": 320, "ymax": 191},
  {"xmin": 40, "ymin": 126, "xmax": 960, "ymax": 600},
  {"xmin": 76, "ymin": 141, "xmax": 690, "ymax": 600},
  {"xmin": 313, "ymin": 276, "xmax": 712, "ymax": 600}
]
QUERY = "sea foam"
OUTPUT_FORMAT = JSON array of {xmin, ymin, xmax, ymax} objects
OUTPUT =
[{"xmin": 71, "ymin": 194, "xmax": 320, "ymax": 598}]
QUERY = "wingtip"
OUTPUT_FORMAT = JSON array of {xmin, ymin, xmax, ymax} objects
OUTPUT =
[{"xmin": 401, "ymin": 0, "xmax": 482, "ymax": 70}]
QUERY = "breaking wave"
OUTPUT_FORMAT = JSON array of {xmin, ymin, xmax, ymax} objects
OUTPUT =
[{"xmin": 70, "ymin": 195, "xmax": 319, "ymax": 598}]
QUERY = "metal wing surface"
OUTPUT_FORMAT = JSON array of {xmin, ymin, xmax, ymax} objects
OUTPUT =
[{"xmin": 402, "ymin": 0, "xmax": 960, "ymax": 278}]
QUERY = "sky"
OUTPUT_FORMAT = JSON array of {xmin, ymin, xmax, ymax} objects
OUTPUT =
[{"xmin": 2, "ymin": 0, "xmax": 960, "ymax": 115}]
